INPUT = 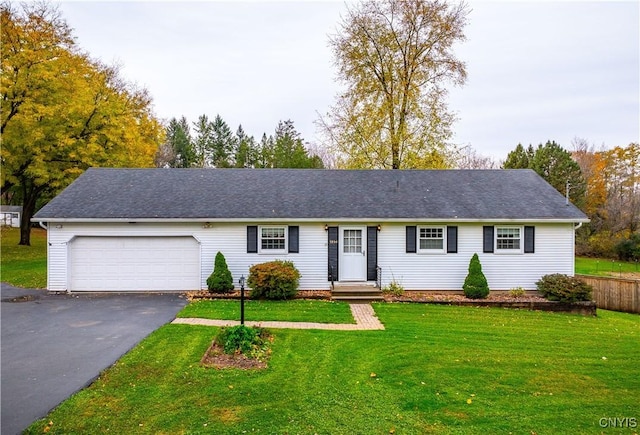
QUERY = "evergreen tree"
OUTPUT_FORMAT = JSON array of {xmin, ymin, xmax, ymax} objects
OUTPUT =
[
  {"xmin": 502, "ymin": 143, "xmax": 533, "ymax": 169},
  {"xmin": 210, "ymin": 114, "xmax": 236, "ymax": 168},
  {"xmin": 165, "ymin": 117, "xmax": 195, "ymax": 168},
  {"xmin": 503, "ymin": 141, "xmax": 585, "ymax": 209},
  {"xmin": 257, "ymin": 133, "xmax": 275, "ymax": 168},
  {"xmin": 531, "ymin": 141, "xmax": 586, "ymax": 209},
  {"xmin": 207, "ymin": 252, "xmax": 234, "ymax": 293},
  {"xmin": 272, "ymin": 120, "xmax": 324, "ymax": 168},
  {"xmin": 193, "ymin": 114, "xmax": 214, "ymax": 168},
  {"xmin": 462, "ymin": 253, "xmax": 490, "ymax": 299},
  {"xmin": 234, "ymin": 125, "xmax": 258, "ymax": 168}
]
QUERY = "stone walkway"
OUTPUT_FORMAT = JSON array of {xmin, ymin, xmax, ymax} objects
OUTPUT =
[{"xmin": 171, "ymin": 303, "xmax": 385, "ymax": 330}]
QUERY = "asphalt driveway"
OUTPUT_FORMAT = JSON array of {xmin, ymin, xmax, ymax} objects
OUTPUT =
[{"xmin": 0, "ymin": 284, "xmax": 188, "ymax": 435}]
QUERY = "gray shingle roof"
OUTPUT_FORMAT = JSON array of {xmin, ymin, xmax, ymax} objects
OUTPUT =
[
  {"xmin": 0, "ymin": 205, "xmax": 23, "ymax": 213},
  {"xmin": 33, "ymin": 168, "xmax": 588, "ymax": 221}
]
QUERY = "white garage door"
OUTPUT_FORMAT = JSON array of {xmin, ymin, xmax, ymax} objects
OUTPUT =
[{"xmin": 69, "ymin": 236, "xmax": 200, "ymax": 291}]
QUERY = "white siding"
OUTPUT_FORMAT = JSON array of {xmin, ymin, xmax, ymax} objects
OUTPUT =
[
  {"xmin": 46, "ymin": 221, "xmax": 577, "ymax": 292},
  {"xmin": 378, "ymin": 223, "xmax": 576, "ymax": 290}
]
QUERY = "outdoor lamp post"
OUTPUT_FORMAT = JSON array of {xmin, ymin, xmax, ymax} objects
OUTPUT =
[{"xmin": 239, "ymin": 275, "xmax": 246, "ymax": 325}]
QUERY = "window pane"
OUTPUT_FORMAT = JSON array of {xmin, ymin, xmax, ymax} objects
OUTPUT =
[
  {"xmin": 261, "ymin": 227, "xmax": 286, "ymax": 250},
  {"xmin": 497, "ymin": 228, "xmax": 520, "ymax": 250},
  {"xmin": 343, "ymin": 229, "xmax": 362, "ymax": 253},
  {"xmin": 419, "ymin": 227, "xmax": 444, "ymax": 250},
  {"xmin": 420, "ymin": 239, "xmax": 443, "ymax": 249}
]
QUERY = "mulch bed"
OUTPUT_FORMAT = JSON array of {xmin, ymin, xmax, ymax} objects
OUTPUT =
[{"xmin": 200, "ymin": 341, "xmax": 268, "ymax": 370}]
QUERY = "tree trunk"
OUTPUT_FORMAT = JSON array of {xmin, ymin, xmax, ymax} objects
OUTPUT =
[{"xmin": 18, "ymin": 182, "xmax": 39, "ymax": 246}]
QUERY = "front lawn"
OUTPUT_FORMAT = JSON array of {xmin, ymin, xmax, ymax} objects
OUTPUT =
[
  {"xmin": 27, "ymin": 303, "xmax": 639, "ymax": 434},
  {"xmin": 575, "ymin": 256, "xmax": 639, "ymax": 277},
  {"xmin": 179, "ymin": 299, "xmax": 355, "ymax": 324},
  {"xmin": 0, "ymin": 227, "xmax": 47, "ymax": 288}
]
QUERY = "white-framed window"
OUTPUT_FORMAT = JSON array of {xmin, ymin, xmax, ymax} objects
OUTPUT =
[
  {"xmin": 342, "ymin": 229, "xmax": 363, "ymax": 254},
  {"xmin": 495, "ymin": 226, "xmax": 522, "ymax": 253},
  {"xmin": 418, "ymin": 226, "xmax": 445, "ymax": 253},
  {"xmin": 259, "ymin": 226, "xmax": 287, "ymax": 253}
]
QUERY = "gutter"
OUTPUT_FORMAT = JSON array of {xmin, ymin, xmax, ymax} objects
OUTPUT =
[{"xmin": 32, "ymin": 217, "xmax": 592, "ymax": 224}]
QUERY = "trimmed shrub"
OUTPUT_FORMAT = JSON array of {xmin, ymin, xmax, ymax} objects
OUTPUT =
[
  {"xmin": 463, "ymin": 253, "xmax": 490, "ymax": 299},
  {"xmin": 248, "ymin": 260, "xmax": 300, "ymax": 300},
  {"xmin": 536, "ymin": 274, "xmax": 593, "ymax": 302},
  {"xmin": 215, "ymin": 325, "xmax": 271, "ymax": 359},
  {"xmin": 207, "ymin": 251, "xmax": 234, "ymax": 293}
]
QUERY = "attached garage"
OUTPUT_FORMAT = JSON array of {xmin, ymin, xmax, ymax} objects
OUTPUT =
[{"xmin": 69, "ymin": 236, "xmax": 200, "ymax": 291}]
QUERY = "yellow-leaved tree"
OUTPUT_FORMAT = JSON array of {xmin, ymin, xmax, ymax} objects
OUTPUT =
[
  {"xmin": 319, "ymin": 0, "xmax": 469, "ymax": 169},
  {"xmin": 1, "ymin": 2, "xmax": 163, "ymax": 245}
]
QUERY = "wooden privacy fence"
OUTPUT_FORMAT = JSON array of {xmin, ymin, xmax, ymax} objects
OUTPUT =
[{"xmin": 576, "ymin": 275, "xmax": 640, "ymax": 314}]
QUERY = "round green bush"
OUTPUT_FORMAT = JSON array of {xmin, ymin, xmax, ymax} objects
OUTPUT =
[
  {"xmin": 463, "ymin": 253, "xmax": 490, "ymax": 299},
  {"xmin": 207, "ymin": 251, "xmax": 234, "ymax": 293},
  {"xmin": 536, "ymin": 274, "xmax": 593, "ymax": 302},
  {"xmin": 247, "ymin": 260, "xmax": 300, "ymax": 300}
]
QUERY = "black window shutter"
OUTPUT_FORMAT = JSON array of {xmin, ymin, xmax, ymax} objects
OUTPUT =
[
  {"xmin": 446, "ymin": 226, "xmax": 458, "ymax": 253},
  {"xmin": 288, "ymin": 226, "xmax": 299, "ymax": 253},
  {"xmin": 483, "ymin": 226, "xmax": 494, "ymax": 253},
  {"xmin": 247, "ymin": 226, "xmax": 258, "ymax": 253},
  {"xmin": 406, "ymin": 226, "xmax": 417, "ymax": 253},
  {"xmin": 524, "ymin": 226, "xmax": 535, "ymax": 253},
  {"xmin": 327, "ymin": 226, "xmax": 339, "ymax": 281},
  {"xmin": 367, "ymin": 226, "xmax": 378, "ymax": 281}
]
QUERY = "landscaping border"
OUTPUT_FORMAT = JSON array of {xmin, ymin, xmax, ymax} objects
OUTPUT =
[{"xmin": 187, "ymin": 290, "xmax": 597, "ymax": 316}]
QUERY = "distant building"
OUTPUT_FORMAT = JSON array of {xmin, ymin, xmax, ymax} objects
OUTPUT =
[{"xmin": 1, "ymin": 205, "xmax": 22, "ymax": 228}]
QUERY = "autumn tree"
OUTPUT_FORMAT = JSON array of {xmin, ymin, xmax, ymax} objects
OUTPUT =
[
  {"xmin": 571, "ymin": 140, "xmax": 639, "ymax": 256},
  {"xmin": 1, "ymin": 2, "xmax": 162, "ymax": 245},
  {"xmin": 602, "ymin": 143, "xmax": 639, "ymax": 234},
  {"xmin": 321, "ymin": 0, "xmax": 468, "ymax": 169}
]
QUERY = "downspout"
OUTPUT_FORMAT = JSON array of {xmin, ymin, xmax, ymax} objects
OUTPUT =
[
  {"xmin": 574, "ymin": 222, "xmax": 583, "ymax": 231},
  {"xmin": 38, "ymin": 221, "xmax": 48, "ymax": 230}
]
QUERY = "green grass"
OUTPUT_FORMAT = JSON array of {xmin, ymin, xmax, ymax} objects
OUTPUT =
[
  {"xmin": 26, "ymin": 303, "xmax": 640, "ymax": 434},
  {"xmin": 576, "ymin": 256, "xmax": 639, "ymax": 277},
  {"xmin": 178, "ymin": 299, "xmax": 355, "ymax": 323},
  {"xmin": 0, "ymin": 227, "xmax": 47, "ymax": 288}
]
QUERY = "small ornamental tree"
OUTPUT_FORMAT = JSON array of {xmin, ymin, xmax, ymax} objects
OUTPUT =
[
  {"xmin": 207, "ymin": 252, "xmax": 234, "ymax": 293},
  {"xmin": 463, "ymin": 253, "xmax": 490, "ymax": 299}
]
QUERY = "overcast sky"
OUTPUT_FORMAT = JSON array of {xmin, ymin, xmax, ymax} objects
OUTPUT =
[{"xmin": 57, "ymin": 0, "xmax": 639, "ymax": 161}]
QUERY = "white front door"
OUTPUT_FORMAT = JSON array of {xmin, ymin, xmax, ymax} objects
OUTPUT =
[{"xmin": 340, "ymin": 226, "xmax": 367, "ymax": 281}]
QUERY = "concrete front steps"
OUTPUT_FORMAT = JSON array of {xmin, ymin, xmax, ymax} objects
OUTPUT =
[{"xmin": 331, "ymin": 282, "xmax": 384, "ymax": 303}]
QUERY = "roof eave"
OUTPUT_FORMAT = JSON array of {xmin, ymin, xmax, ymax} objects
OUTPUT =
[{"xmin": 32, "ymin": 217, "xmax": 591, "ymax": 224}]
